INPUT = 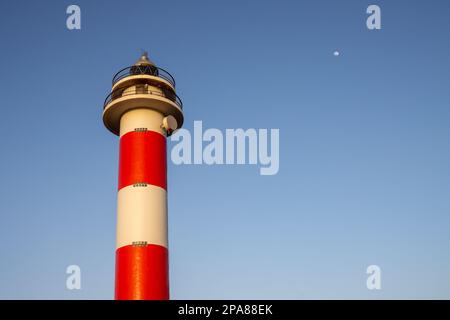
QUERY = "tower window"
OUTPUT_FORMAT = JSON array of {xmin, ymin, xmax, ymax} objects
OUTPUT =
[{"xmin": 136, "ymin": 84, "xmax": 146, "ymax": 94}]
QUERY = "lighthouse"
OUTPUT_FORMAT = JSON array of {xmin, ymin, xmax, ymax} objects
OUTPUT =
[{"xmin": 103, "ymin": 53, "xmax": 183, "ymax": 300}]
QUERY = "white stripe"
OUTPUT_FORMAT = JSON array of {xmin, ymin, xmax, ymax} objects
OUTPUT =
[
  {"xmin": 119, "ymin": 108, "xmax": 165, "ymax": 137},
  {"xmin": 116, "ymin": 184, "xmax": 168, "ymax": 249}
]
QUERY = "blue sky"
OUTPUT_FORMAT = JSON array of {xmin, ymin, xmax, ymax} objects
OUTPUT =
[{"xmin": 0, "ymin": 0, "xmax": 449, "ymax": 299}]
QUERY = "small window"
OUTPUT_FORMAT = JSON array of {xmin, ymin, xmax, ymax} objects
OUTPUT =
[{"xmin": 136, "ymin": 84, "xmax": 146, "ymax": 94}]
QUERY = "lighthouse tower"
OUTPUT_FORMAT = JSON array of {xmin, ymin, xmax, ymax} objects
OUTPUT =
[{"xmin": 103, "ymin": 53, "xmax": 183, "ymax": 300}]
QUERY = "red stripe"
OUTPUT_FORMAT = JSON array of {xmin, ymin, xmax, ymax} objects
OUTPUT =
[
  {"xmin": 118, "ymin": 130, "xmax": 166, "ymax": 190},
  {"xmin": 115, "ymin": 244, "xmax": 169, "ymax": 300}
]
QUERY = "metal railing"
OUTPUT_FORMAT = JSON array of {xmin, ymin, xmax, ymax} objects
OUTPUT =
[
  {"xmin": 104, "ymin": 86, "xmax": 183, "ymax": 110},
  {"xmin": 112, "ymin": 65, "xmax": 176, "ymax": 87}
]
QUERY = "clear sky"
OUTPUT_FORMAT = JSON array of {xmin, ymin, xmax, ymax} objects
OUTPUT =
[{"xmin": 0, "ymin": 0, "xmax": 449, "ymax": 299}]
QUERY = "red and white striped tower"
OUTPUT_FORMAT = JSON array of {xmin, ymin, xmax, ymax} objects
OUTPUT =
[{"xmin": 103, "ymin": 53, "xmax": 183, "ymax": 300}]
